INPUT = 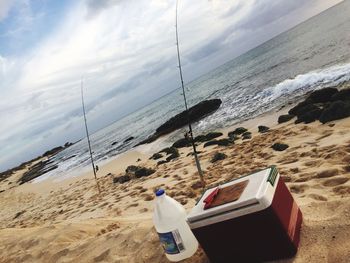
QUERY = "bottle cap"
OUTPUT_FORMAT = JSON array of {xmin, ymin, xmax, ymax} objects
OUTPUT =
[{"xmin": 155, "ymin": 189, "xmax": 165, "ymax": 196}]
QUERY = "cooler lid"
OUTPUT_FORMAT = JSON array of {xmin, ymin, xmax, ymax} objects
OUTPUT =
[{"xmin": 187, "ymin": 167, "xmax": 278, "ymax": 224}]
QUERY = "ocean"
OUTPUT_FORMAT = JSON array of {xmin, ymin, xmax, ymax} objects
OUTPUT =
[{"xmin": 35, "ymin": 1, "xmax": 350, "ymax": 182}]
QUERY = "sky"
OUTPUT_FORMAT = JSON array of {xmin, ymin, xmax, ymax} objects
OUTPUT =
[{"xmin": 0, "ymin": 0, "xmax": 344, "ymax": 171}]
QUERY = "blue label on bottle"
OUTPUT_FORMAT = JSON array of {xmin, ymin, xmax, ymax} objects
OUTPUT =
[{"xmin": 158, "ymin": 230, "xmax": 185, "ymax": 254}]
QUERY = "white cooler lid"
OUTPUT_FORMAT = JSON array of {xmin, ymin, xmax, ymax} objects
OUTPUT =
[{"xmin": 187, "ymin": 166, "xmax": 279, "ymax": 228}]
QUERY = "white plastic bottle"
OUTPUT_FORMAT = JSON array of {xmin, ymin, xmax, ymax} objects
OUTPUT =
[{"xmin": 153, "ymin": 189, "xmax": 198, "ymax": 262}]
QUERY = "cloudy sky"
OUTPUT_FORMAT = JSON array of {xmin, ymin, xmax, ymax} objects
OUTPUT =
[{"xmin": 0, "ymin": 0, "xmax": 343, "ymax": 171}]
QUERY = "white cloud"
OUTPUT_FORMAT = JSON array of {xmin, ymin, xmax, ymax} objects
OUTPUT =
[{"xmin": 0, "ymin": 0, "xmax": 15, "ymax": 21}]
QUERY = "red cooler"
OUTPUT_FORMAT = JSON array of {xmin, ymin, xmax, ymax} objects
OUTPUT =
[{"xmin": 187, "ymin": 166, "xmax": 302, "ymax": 262}]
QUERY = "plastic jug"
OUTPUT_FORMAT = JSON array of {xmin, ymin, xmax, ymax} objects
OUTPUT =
[{"xmin": 153, "ymin": 189, "xmax": 198, "ymax": 262}]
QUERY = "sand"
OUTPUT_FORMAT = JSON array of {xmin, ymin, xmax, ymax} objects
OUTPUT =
[{"xmin": 0, "ymin": 109, "xmax": 350, "ymax": 263}]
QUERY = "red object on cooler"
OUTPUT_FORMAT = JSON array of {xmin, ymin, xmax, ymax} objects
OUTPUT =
[{"xmin": 187, "ymin": 166, "xmax": 302, "ymax": 262}]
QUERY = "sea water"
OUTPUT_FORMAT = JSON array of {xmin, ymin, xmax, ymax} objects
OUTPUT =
[{"xmin": 35, "ymin": 1, "xmax": 350, "ymax": 182}]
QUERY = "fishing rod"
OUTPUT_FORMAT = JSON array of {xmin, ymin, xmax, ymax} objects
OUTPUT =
[
  {"xmin": 175, "ymin": 0, "xmax": 205, "ymax": 188},
  {"xmin": 81, "ymin": 79, "xmax": 101, "ymax": 194}
]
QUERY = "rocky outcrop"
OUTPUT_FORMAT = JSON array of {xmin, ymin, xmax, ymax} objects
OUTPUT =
[
  {"xmin": 137, "ymin": 99, "xmax": 222, "ymax": 145},
  {"xmin": 287, "ymin": 87, "xmax": 350, "ymax": 124},
  {"xmin": 319, "ymin": 100, "xmax": 350, "ymax": 123},
  {"xmin": 18, "ymin": 160, "xmax": 58, "ymax": 184}
]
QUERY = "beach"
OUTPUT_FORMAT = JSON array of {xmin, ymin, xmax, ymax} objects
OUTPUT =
[{"xmin": 0, "ymin": 99, "xmax": 350, "ymax": 263}]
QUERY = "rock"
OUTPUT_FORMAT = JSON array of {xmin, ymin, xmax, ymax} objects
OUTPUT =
[
  {"xmin": 295, "ymin": 104, "xmax": 323, "ymax": 124},
  {"xmin": 211, "ymin": 152, "xmax": 227, "ymax": 163},
  {"xmin": 42, "ymin": 146, "xmax": 64, "ymax": 157},
  {"xmin": 278, "ymin": 114, "xmax": 295, "ymax": 123},
  {"xmin": 306, "ymin": 87, "xmax": 338, "ymax": 103},
  {"xmin": 156, "ymin": 99, "xmax": 222, "ymax": 134},
  {"xmin": 64, "ymin": 142, "xmax": 73, "ymax": 147},
  {"xmin": 205, "ymin": 132, "xmax": 223, "ymax": 140},
  {"xmin": 158, "ymin": 147, "xmax": 178, "ymax": 156},
  {"xmin": 258, "ymin": 126, "xmax": 270, "ymax": 133},
  {"xmin": 123, "ymin": 137, "xmax": 134, "ymax": 143},
  {"xmin": 137, "ymin": 99, "xmax": 222, "ymax": 145},
  {"xmin": 125, "ymin": 165, "xmax": 156, "ymax": 178},
  {"xmin": 166, "ymin": 151, "xmax": 180, "ymax": 162},
  {"xmin": 114, "ymin": 175, "xmax": 131, "ymax": 184},
  {"xmin": 204, "ymin": 139, "xmax": 232, "ymax": 147},
  {"xmin": 228, "ymin": 127, "xmax": 247, "ymax": 137},
  {"xmin": 194, "ymin": 132, "xmax": 223, "ymax": 143},
  {"xmin": 319, "ymin": 100, "xmax": 350, "ymax": 123},
  {"xmin": 288, "ymin": 100, "xmax": 312, "ymax": 116},
  {"xmin": 172, "ymin": 138, "xmax": 191, "ymax": 148},
  {"xmin": 157, "ymin": 160, "xmax": 168, "ymax": 166},
  {"xmin": 242, "ymin": 132, "xmax": 252, "ymax": 140},
  {"xmin": 18, "ymin": 160, "xmax": 58, "ymax": 184},
  {"xmin": 271, "ymin": 143, "xmax": 289, "ymax": 151},
  {"xmin": 125, "ymin": 165, "xmax": 138, "ymax": 174},
  {"xmin": 149, "ymin": 153, "xmax": 163, "ymax": 160},
  {"xmin": 331, "ymin": 89, "xmax": 350, "ymax": 102},
  {"xmin": 134, "ymin": 167, "xmax": 156, "ymax": 178},
  {"xmin": 194, "ymin": 132, "xmax": 223, "ymax": 142},
  {"xmin": 227, "ymin": 133, "xmax": 239, "ymax": 141},
  {"xmin": 193, "ymin": 135, "xmax": 207, "ymax": 142},
  {"xmin": 111, "ymin": 141, "xmax": 118, "ymax": 146}
]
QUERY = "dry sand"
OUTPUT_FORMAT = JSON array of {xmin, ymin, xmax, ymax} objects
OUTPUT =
[{"xmin": 0, "ymin": 110, "xmax": 349, "ymax": 263}]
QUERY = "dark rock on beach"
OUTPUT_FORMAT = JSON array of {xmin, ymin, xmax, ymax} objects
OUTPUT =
[
  {"xmin": 125, "ymin": 165, "xmax": 155, "ymax": 179},
  {"xmin": 258, "ymin": 126, "xmax": 270, "ymax": 133},
  {"xmin": 204, "ymin": 139, "xmax": 232, "ymax": 147},
  {"xmin": 125, "ymin": 165, "xmax": 138, "ymax": 174},
  {"xmin": 287, "ymin": 87, "xmax": 350, "ymax": 124},
  {"xmin": 134, "ymin": 167, "xmax": 156, "ymax": 178},
  {"xmin": 166, "ymin": 151, "xmax": 180, "ymax": 162},
  {"xmin": 159, "ymin": 147, "xmax": 178, "ymax": 156},
  {"xmin": 114, "ymin": 175, "xmax": 131, "ymax": 184},
  {"xmin": 242, "ymin": 132, "xmax": 252, "ymax": 140},
  {"xmin": 278, "ymin": 114, "xmax": 295, "ymax": 124},
  {"xmin": 137, "ymin": 99, "xmax": 222, "ymax": 145},
  {"xmin": 228, "ymin": 127, "xmax": 247, "ymax": 138},
  {"xmin": 157, "ymin": 160, "xmax": 168, "ymax": 166},
  {"xmin": 193, "ymin": 132, "xmax": 223, "ymax": 143},
  {"xmin": 319, "ymin": 100, "xmax": 350, "ymax": 123},
  {"xmin": 18, "ymin": 160, "xmax": 58, "ymax": 184},
  {"xmin": 149, "ymin": 153, "xmax": 163, "ymax": 160},
  {"xmin": 306, "ymin": 87, "xmax": 338, "ymax": 103},
  {"xmin": 172, "ymin": 138, "xmax": 191, "ymax": 148},
  {"xmin": 211, "ymin": 152, "xmax": 227, "ymax": 163},
  {"xmin": 295, "ymin": 104, "xmax": 323, "ymax": 124},
  {"xmin": 331, "ymin": 89, "xmax": 350, "ymax": 102},
  {"xmin": 271, "ymin": 143, "xmax": 289, "ymax": 151}
]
